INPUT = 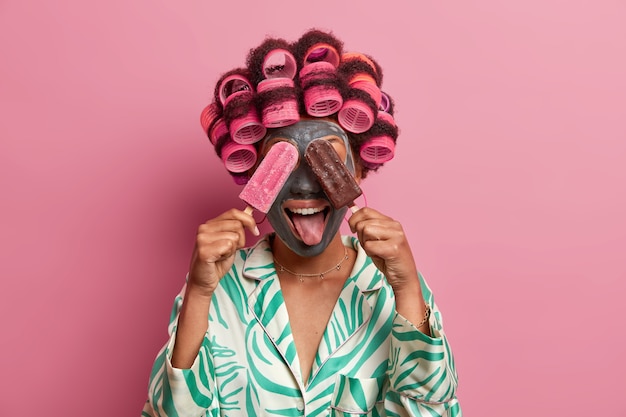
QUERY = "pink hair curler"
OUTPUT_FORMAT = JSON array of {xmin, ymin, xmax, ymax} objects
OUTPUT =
[
  {"xmin": 341, "ymin": 52, "xmax": 379, "ymax": 77},
  {"xmin": 349, "ymin": 74, "xmax": 382, "ymax": 108},
  {"xmin": 299, "ymin": 61, "xmax": 335, "ymax": 82},
  {"xmin": 218, "ymin": 74, "xmax": 253, "ymax": 105},
  {"xmin": 209, "ymin": 118, "xmax": 228, "ymax": 146},
  {"xmin": 262, "ymin": 49, "xmax": 297, "ymax": 79},
  {"xmin": 228, "ymin": 104, "xmax": 267, "ymax": 144},
  {"xmin": 300, "ymin": 61, "xmax": 343, "ymax": 117},
  {"xmin": 200, "ymin": 102, "xmax": 220, "ymax": 134},
  {"xmin": 359, "ymin": 135, "xmax": 395, "ymax": 164},
  {"xmin": 256, "ymin": 78, "xmax": 300, "ymax": 128},
  {"xmin": 377, "ymin": 110, "xmax": 396, "ymax": 126},
  {"xmin": 304, "ymin": 86, "xmax": 343, "ymax": 117},
  {"xmin": 337, "ymin": 100, "xmax": 375, "ymax": 133},
  {"xmin": 303, "ymin": 43, "xmax": 341, "ymax": 67},
  {"xmin": 221, "ymin": 75, "xmax": 266, "ymax": 144},
  {"xmin": 221, "ymin": 140, "xmax": 257, "ymax": 173}
]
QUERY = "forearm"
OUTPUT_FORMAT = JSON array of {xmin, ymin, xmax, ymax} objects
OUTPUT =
[
  {"xmin": 393, "ymin": 272, "xmax": 431, "ymax": 336},
  {"xmin": 387, "ymin": 271, "xmax": 460, "ymax": 407},
  {"xmin": 171, "ymin": 285, "xmax": 213, "ymax": 369}
]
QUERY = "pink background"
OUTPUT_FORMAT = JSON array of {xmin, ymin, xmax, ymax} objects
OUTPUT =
[{"xmin": 1, "ymin": 0, "xmax": 625, "ymax": 415}]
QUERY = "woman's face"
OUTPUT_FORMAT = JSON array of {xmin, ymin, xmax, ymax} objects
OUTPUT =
[{"xmin": 258, "ymin": 120, "xmax": 357, "ymax": 257}]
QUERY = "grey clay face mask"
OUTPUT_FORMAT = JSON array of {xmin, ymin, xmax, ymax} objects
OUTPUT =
[{"xmin": 261, "ymin": 120, "xmax": 356, "ymax": 257}]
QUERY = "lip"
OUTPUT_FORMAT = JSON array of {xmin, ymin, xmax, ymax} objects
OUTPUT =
[{"xmin": 282, "ymin": 198, "xmax": 329, "ymax": 210}]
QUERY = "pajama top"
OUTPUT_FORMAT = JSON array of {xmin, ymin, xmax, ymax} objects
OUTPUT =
[{"xmin": 143, "ymin": 235, "xmax": 462, "ymax": 416}]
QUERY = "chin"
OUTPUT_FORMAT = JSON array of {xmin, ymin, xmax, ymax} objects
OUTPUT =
[
  {"xmin": 274, "ymin": 233, "xmax": 331, "ymax": 257},
  {"xmin": 270, "ymin": 212, "xmax": 346, "ymax": 257}
]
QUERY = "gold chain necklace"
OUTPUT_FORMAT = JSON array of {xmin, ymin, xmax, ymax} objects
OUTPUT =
[{"xmin": 273, "ymin": 246, "xmax": 349, "ymax": 282}]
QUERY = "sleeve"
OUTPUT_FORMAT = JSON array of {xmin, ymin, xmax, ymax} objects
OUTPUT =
[
  {"xmin": 142, "ymin": 282, "xmax": 219, "ymax": 417},
  {"xmin": 384, "ymin": 272, "xmax": 462, "ymax": 416}
]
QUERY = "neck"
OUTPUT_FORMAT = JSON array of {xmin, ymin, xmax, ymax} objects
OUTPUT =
[{"xmin": 271, "ymin": 234, "xmax": 347, "ymax": 276}]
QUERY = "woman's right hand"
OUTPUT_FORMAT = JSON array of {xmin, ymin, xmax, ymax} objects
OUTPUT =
[{"xmin": 187, "ymin": 208, "xmax": 259, "ymax": 296}]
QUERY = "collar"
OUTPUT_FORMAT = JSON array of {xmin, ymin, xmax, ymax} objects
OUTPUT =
[{"xmin": 242, "ymin": 234, "xmax": 384, "ymax": 292}]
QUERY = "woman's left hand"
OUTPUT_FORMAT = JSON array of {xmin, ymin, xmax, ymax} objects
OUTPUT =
[
  {"xmin": 348, "ymin": 207, "xmax": 419, "ymax": 292},
  {"xmin": 349, "ymin": 207, "xmax": 429, "ymax": 331}
]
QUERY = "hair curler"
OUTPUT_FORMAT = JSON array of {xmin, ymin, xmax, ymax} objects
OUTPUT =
[
  {"xmin": 335, "ymin": 52, "xmax": 384, "ymax": 133},
  {"xmin": 341, "ymin": 52, "xmax": 380, "ymax": 78},
  {"xmin": 303, "ymin": 43, "xmax": 341, "ymax": 67},
  {"xmin": 379, "ymin": 91, "xmax": 391, "ymax": 113},
  {"xmin": 220, "ymin": 74, "xmax": 266, "ymax": 144},
  {"xmin": 359, "ymin": 136, "xmax": 395, "ymax": 165},
  {"xmin": 227, "ymin": 103, "xmax": 266, "ymax": 144},
  {"xmin": 359, "ymin": 111, "xmax": 397, "ymax": 165},
  {"xmin": 299, "ymin": 61, "xmax": 343, "ymax": 117},
  {"xmin": 200, "ymin": 102, "xmax": 221, "ymax": 135},
  {"xmin": 256, "ymin": 78, "xmax": 300, "ymax": 128},
  {"xmin": 220, "ymin": 140, "xmax": 257, "ymax": 173},
  {"xmin": 349, "ymin": 73, "xmax": 382, "ymax": 108},
  {"xmin": 337, "ymin": 99, "xmax": 375, "ymax": 134},
  {"xmin": 229, "ymin": 172, "xmax": 250, "ymax": 185},
  {"xmin": 218, "ymin": 74, "xmax": 253, "ymax": 105},
  {"xmin": 262, "ymin": 49, "xmax": 297, "ymax": 79},
  {"xmin": 208, "ymin": 118, "xmax": 228, "ymax": 146}
]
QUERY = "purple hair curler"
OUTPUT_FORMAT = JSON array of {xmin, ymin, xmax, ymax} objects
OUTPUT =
[
  {"xmin": 262, "ymin": 49, "xmax": 297, "ymax": 79},
  {"xmin": 229, "ymin": 172, "xmax": 250, "ymax": 185},
  {"xmin": 220, "ymin": 140, "xmax": 257, "ymax": 173},
  {"xmin": 256, "ymin": 78, "xmax": 300, "ymax": 128},
  {"xmin": 303, "ymin": 43, "xmax": 341, "ymax": 67},
  {"xmin": 379, "ymin": 92, "xmax": 391, "ymax": 113}
]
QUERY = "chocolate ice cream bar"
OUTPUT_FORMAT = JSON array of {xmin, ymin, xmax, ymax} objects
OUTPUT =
[{"xmin": 305, "ymin": 139, "xmax": 362, "ymax": 211}]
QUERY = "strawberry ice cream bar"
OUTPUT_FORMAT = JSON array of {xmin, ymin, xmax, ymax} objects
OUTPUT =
[{"xmin": 239, "ymin": 141, "xmax": 299, "ymax": 214}]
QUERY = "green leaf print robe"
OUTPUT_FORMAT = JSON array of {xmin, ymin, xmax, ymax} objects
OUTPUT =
[{"xmin": 143, "ymin": 235, "xmax": 462, "ymax": 416}]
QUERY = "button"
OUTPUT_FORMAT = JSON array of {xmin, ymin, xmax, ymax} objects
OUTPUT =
[{"xmin": 295, "ymin": 399, "xmax": 304, "ymax": 411}]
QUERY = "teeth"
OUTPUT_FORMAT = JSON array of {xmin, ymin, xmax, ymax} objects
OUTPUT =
[{"xmin": 289, "ymin": 207, "xmax": 323, "ymax": 215}]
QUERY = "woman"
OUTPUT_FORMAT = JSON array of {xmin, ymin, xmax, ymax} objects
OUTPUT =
[{"xmin": 143, "ymin": 29, "xmax": 462, "ymax": 417}]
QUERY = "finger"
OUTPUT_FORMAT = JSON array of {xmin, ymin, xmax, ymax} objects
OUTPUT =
[
  {"xmin": 220, "ymin": 208, "xmax": 260, "ymax": 236},
  {"xmin": 197, "ymin": 229, "xmax": 241, "ymax": 248},
  {"xmin": 348, "ymin": 207, "xmax": 390, "ymax": 232},
  {"xmin": 198, "ymin": 219, "xmax": 249, "ymax": 248},
  {"xmin": 196, "ymin": 236, "xmax": 239, "ymax": 264},
  {"xmin": 354, "ymin": 220, "xmax": 394, "ymax": 242}
]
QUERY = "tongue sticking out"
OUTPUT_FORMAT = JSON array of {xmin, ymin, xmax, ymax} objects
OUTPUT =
[{"xmin": 291, "ymin": 212, "xmax": 326, "ymax": 246}]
